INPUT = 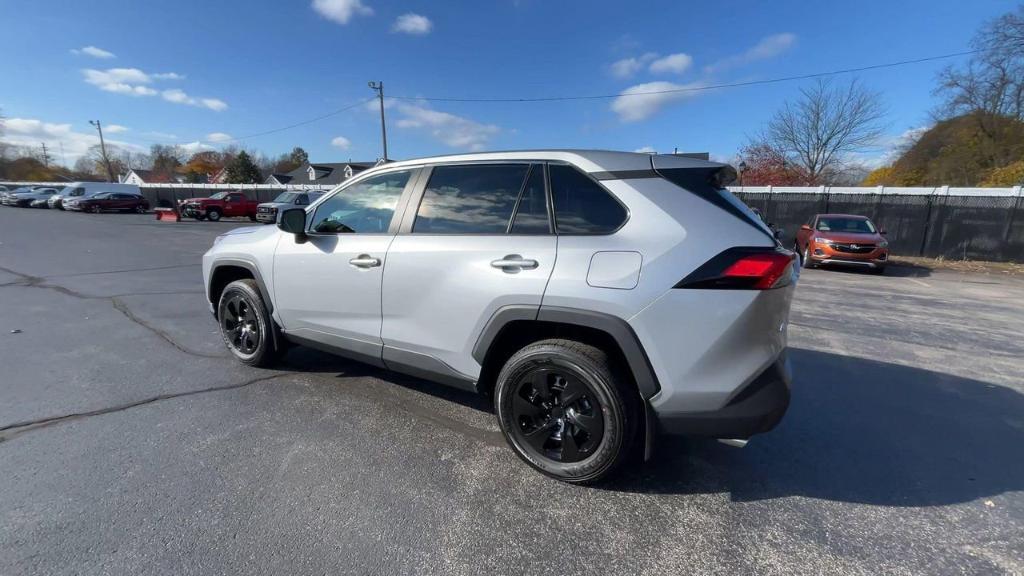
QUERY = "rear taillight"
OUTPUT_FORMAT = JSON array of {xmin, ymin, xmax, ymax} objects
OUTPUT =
[{"xmin": 675, "ymin": 247, "xmax": 796, "ymax": 290}]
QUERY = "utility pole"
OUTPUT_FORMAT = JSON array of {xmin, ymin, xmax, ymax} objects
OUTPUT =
[
  {"xmin": 40, "ymin": 142, "xmax": 51, "ymax": 167},
  {"xmin": 368, "ymin": 81, "xmax": 388, "ymax": 162},
  {"xmin": 89, "ymin": 120, "xmax": 115, "ymax": 182}
]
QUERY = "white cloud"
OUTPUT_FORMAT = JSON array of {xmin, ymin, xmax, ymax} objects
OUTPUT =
[
  {"xmin": 392, "ymin": 13, "xmax": 432, "ymax": 34},
  {"xmin": 178, "ymin": 141, "xmax": 214, "ymax": 154},
  {"xmin": 71, "ymin": 45, "xmax": 116, "ymax": 59},
  {"xmin": 611, "ymin": 80, "xmax": 708, "ymax": 122},
  {"xmin": 648, "ymin": 53, "xmax": 693, "ymax": 75},
  {"xmin": 610, "ymin": 52, "xmax": 657, "ymax": 79},
  {"xmin": 311, "ymin": 0, "xmax": 372, "ymax": 24},
  {"xmin": 161, "ymin": 89, "xmax": 228, "ymax": 111},
  {"xmin": 634, "ymin": 146, "xmax": 656, "ymax": 154},
  {"xmin": 391, "ymin": 102, "xmax": 499, "ymax": 151},
  {"xmin": 152, "ymin": 72, "xmax": 185, "ymax": 80},
  {"xmin": 206, "ymin": 132, "xmax": 233, "ymax": 143},
  {"xmin": 705, "ymin": 33, "xmax": 796, "ymax": 73},
  {"xmin": 81, "ymin": 68, "xmax": 223, "ymax": 110},
  {"xmin": 331, "ymin": 136, "xmax": 352, "ymax": 149},
  {"xmin": 104, "ymin": 124, "xmax": 129, "ymax": 133},
  {"xmin": 200, "ymin": 98, "xmax": 228, "ymax": 112},
  {"xmin": 1, "ymin": 117, "xmax": 144, "ymax": 165}
]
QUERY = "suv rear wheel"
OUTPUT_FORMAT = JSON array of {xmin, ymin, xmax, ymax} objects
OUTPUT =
[
  {"xmin": 494, "ymin": 339, "xmax": 639, "ymax": 484},
  {"xmin": 217, "ymin": 279, "xmax": 279, "ymax": 367}
]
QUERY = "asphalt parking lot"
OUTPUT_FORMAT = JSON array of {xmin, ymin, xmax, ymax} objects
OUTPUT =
[{"xmin": 1, "ymin": 207, "xmax": 1022, "ymax": 575}]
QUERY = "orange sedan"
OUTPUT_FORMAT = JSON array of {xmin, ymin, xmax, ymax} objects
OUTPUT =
[{"xmin": 794, "ymin": 213, "xmax": 890, "ymax": 274}]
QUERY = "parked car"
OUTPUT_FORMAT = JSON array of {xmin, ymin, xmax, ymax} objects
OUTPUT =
[
  {"xmin": 256, "ymin": 191, "xmax": 326, "ymax": 224},
  {"xmin": 1, "ymin": 186, "xmax": 34, "ymax": 205},
  {"xmin": 180, "ymin": 191, "xmax": 259, "ymax": 221},
  {"xmin": 66, "ymin": 191, "xmax": 149, "ymax": 213},
  {"xmin": 48, "ymin": 182, "xmax": 141, "ymax": 210},
  {"xmin": 795, "ymin": 213, "xmax": 889, "ymax": 273},
  {"xmin": 203, "ymin": 150, "xmax": 797, "ymax": 484},
  {"xmin": 4, "ymin": 187, "xmax": 59, "ymax": 207}
]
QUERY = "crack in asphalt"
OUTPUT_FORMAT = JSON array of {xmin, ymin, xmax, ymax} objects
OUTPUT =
[
  {"xmin": 0, "ymin": 373, "xmax": 292, "ymax": 443},
  {"xmin": 0, "ymin": 264, "xmax": 222, "ymax": 359},
  {"xmin": 46, "ymin": 263, "xmax": 200, "ymax": 278}
]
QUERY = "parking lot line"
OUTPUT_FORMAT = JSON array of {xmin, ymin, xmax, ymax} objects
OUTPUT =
[{"xmin": 903, "ymin": 277, "xmax": 931, "ymax": 288}]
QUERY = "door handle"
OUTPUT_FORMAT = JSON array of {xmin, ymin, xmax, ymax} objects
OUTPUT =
[
  {"xmin": 349, "ymin": 254, "xmax": 381, "ymax": 268},
  {"xmin": 490, "ymin": 255, "xmax": 539, "ymax": 270}
]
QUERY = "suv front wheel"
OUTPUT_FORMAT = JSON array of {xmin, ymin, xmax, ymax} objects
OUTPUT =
[
  {"xmin": 217, "ymin": 279, "xmax": 279, "ymax": 367},
  {"xmin": 494, "ymin": 339, "xmax": 639, "ymax": 484}
]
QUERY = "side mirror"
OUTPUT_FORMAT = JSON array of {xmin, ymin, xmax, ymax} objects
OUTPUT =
[
  {"xmin": 278, "ymin": 208, "xmax": 307, "ymax": 241},
  {"xmin": 800, "ymin": 224, "xmax": 811, "ymax": 232},
  {"xmin": 773, "ymin": 228, "xmax": 783, "ymax": 240}
]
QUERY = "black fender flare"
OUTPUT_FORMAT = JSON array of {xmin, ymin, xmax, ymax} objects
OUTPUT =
[
  {"xmin": 208, "ymin": 258, "xmax": 274, "ymax": 314},
  {"xmin": 472, "ymin": 305, "xmax": 661, "ymax": 400}
]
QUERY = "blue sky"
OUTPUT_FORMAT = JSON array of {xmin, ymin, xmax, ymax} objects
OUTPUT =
[{"xmin": 0, "ymin": 0, "xmax": 1016, "ymax": 168}]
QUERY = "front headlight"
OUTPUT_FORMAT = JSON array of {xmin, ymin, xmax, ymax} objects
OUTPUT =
[
  {"xmin": 879, "ymin": 240, "xmax": 889, "ymax": 248},
  {"xmin": 814, "ymin": 237, "xmax": 834, "ymax": 245}
]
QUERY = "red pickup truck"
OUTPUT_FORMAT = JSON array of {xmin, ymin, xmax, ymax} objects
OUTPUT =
[{"xmin": 179, "ymin": 191, "xmax": 259, "ymax": 221}]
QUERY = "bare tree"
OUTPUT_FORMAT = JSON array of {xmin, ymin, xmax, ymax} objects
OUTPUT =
[
  {"xmin": 762, "ymin": 79, "xmax": 886, "ymax": 184},
  {"xmin": 937, "ymin": 5, "xmax": 1024, "ymax": 121}
]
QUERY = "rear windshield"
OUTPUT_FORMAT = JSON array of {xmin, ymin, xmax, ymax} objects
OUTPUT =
[
  {"xmin": 657, "ymin": 168, "xmax": 772, "ymax": 237},
  {"xmin": 817, "ymin": 217, "xmax": 876, "ymax": 233}
]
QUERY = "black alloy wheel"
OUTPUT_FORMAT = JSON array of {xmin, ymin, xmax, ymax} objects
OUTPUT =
[
  {"xmin": 221, "ymin": 293, "xmax": 261, "ymax": 357},
  {"xmin": 90, "ymin": 204, "xmax": 102, "ymax": 213},
  {"xmin": 495, "ymin": 339, "xmax": 639, "ymax": 484},
  {"xmin": 509, "ymin": 368, "xmax": 604, "ymax": 463}
]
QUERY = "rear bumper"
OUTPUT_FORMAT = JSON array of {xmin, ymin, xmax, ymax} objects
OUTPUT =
[{"xmin": 653, "ymin": 353, "xmax": 791, "ymax": 438}]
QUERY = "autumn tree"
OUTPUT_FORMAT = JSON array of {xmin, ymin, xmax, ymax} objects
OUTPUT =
[
  {"xmin": 224, "ymin": 150, "xmax": 262, "ymax": 184},
  {"xmin": 736, "ymin": 142, "xmax": 807, "ymax": 185}
]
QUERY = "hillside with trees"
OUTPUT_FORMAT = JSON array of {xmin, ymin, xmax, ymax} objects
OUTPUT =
[{"xmin": 862, "ymin": 6, "xmax": 1024, "ymax": 186}]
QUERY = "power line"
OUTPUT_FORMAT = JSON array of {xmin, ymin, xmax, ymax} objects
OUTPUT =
[
  {"xmin": 223, "ymin": 97, "xmax": 377, "ymax": 143},
  {"xmin": 389, "ymin": 49, "xmax": 985, "ymax": 103}
]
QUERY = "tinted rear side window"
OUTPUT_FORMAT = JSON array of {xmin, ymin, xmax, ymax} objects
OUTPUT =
[
  {"xmin": 549, "ymin": 164, "xmax": 627, "ymax": 234},
  {"xmin": 414, "ymin": 164, "xmax": 529, "ymax": 234}
]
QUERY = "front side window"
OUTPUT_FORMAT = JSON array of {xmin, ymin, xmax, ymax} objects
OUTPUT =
[
  {"xmin": 228, "ymin": 193, "xmax": 245, "ymax": 202},
  {"xmin": 414, "ymin": 164, "xmax": 529, "ymax": 234},
  {"xmin": 310, "ymin": 170, "xmax": 411, "ymax": 234},
  {"xmin": 549, "ymin": 164, "xmax": 627, "ymax": 234},
  {"xmin": 816, "ymin": 217, "xmax": 876, "ymax": 233},
  {"xmin": 295, "ymin": 194, "xmax": 310, "ymax": 206}
]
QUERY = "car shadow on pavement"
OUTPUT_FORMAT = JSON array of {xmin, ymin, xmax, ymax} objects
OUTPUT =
[
  {"xmin": 278, "ymin": 345, "xmax": 493, "ymax": 412},
  {"xmin": 811, "ymin": 263, "xmax": 932, "ymax": 278},
  {"xmin": 605, "ymin": 347, "xmax": 1024, "ymax": 507}
]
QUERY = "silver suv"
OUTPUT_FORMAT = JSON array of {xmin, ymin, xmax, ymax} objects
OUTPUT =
[{"xmin": 203, "ymin": 150, "xmax": 797, "ymax": 483}]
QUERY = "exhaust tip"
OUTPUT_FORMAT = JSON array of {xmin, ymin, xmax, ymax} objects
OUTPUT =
[{"xmin": 718, "ymin": 438, "xmax": 748, "ymax": 448}]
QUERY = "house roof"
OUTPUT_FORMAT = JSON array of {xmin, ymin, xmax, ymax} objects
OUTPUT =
[{"xmin": 276, "ymin": 162, "xmax": 376, "ymax": 186}]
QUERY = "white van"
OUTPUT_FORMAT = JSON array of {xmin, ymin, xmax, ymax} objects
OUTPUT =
[{"xmin": 49, "ymin": 182, "xmax": 141, "ymax": 210}]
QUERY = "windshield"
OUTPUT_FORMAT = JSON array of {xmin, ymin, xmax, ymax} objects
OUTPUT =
[
  {"xmin": 209, "ymin": 192, "xmax": 228, "ymax": 200},
  {"xmin": 273, "ymin": 192, "xmax": 299, "ymax": 203},
  {"xmin": 817, "ymin": 217, "xmax": 876, "ymax": 233}
]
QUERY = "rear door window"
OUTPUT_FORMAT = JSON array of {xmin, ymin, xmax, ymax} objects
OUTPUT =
[
  {"xmin": 549, "ymin": 164, "xmax": 627, "ymax": 234},
  {"xmin": 510, "ymin": 165, "xmax": 550, "ymax": 234},
  {"xmin": 413, "ymin": 164, "xmax": 529, "ymax": 234}
]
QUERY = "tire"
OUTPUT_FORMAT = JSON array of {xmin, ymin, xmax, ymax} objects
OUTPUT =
[
  {"xmin": 207, "ymin": 209, "xmax": 222, "ymax": 222},
  {"xmin": 494, "ymin": 339, "xmax": 640, "ymax": 484},
  {"xmin": 217, "ymin": 279, "xmax": 280, "ymax": 367},
  {"xmin": 90, "ymin": 205, "xmax": 102, "ymax": 214},
  {"xmin": 135, "ymin": 204, "xmax": 147, "ymax": 214}
]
